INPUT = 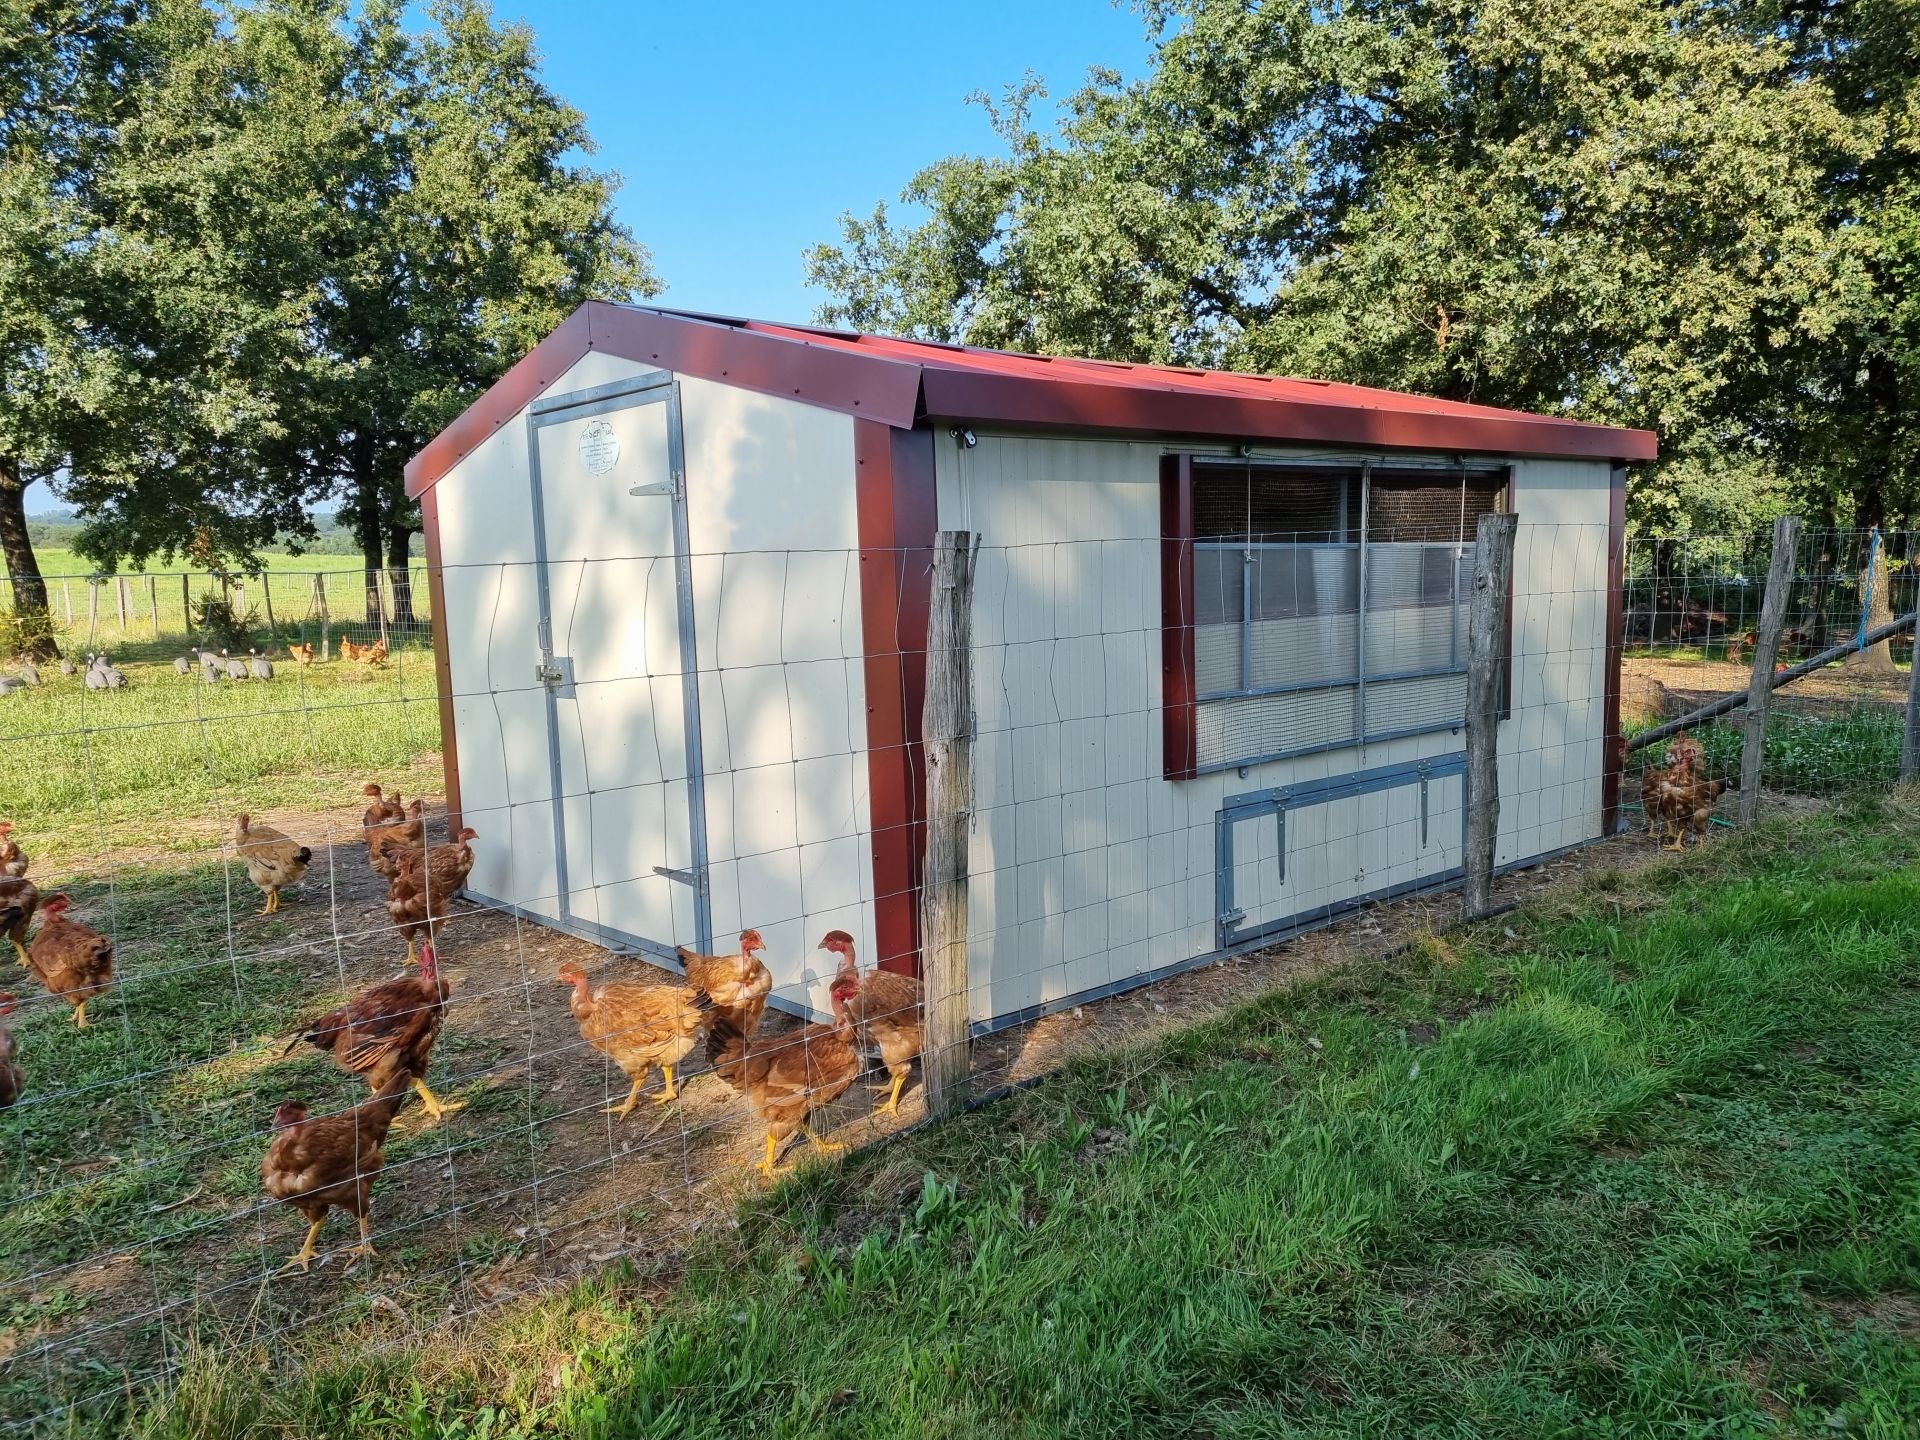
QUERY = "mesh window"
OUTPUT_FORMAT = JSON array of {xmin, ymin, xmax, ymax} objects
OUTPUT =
[{"xmin": 1192, "ymin": 465, "xmax": 1363, "ymax": 542}]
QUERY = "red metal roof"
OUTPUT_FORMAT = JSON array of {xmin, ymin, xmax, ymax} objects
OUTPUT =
[{"xmin": 406, "ymin": 302, "xmax": 1655, "ymax": 497}]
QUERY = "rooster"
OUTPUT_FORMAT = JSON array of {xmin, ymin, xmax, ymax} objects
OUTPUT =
[
  {"xmin": 557, "ymin": 961, "xmax": 709, "ymax": 1116},
  {"xmin": 1, "ymin": 875, "xmax": 39, "ymax": 967},
  {"xmin": 26, "ymin": 895, "xmax": 113, "ymax": 1028},
  {"xmin": 709, "ymin": 968, "xmax": 863, "ymax": 1178},
  {"xmin": 676, "ymin": 928, "xmax": 773, "ymax": 1038},
  {"xmin": 231, "ymin": 814, "xmax": 312, "ymax": 915},
  {"xmin": 261, "ymin": 1074, "xmax": 411, "ymax": 1272},
  {"xmin": 821, "ymin": 930, "xmax": 924, "ymax": 1117},
  {"xmin": 287, "ymin": 939, "xmax": 464, "ymax": 1122},
  {"xmin": 0, "ymin": 820, "xmax": 26, "ymax": 878},
  {"xmin": 0, "ymin": 994, "xmax": 21, "ymax": 1107}
]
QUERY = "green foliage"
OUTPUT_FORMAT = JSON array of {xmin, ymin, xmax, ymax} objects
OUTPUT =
[
  {"xmin": 185, "ymin": 593, "xmax": 256, "ymax": 650},
  {"xmin": 0, "ymin": 604, "xmax": 58, "ymax": 661},
  {"xmin": 808, "ymin": 0, "xmax": 1917, "ymax": 533}
]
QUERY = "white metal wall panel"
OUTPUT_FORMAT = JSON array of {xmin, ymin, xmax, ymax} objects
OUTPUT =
[
  {"xmin": 433, "ymin": 351, "xmax": 663, "ymax": 918},
  {"xmin": 938, "ymin": 433, "xmax": 1612, "ymax": 1028},
  {"xmin": 677, "ymin": 375, "xmax": 873, "ymax": 1020}
]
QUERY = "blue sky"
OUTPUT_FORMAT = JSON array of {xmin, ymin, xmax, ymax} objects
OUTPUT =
[
  {"xmin": 523, "ymin": 0, "xmax": 1151, "ymax": 321},
  {"xmin": 30, "ymin": 0, "xmax": 1151, "ymax": 513}
]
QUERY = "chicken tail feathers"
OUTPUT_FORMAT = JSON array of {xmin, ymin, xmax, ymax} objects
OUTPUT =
[
  {"xmin": 294, "ymin": 846, "xmax": 312, "ymax": 865},
  {"xmin": 706, "ymin": 1014, "xmax": 748, "ymax": 1090}
]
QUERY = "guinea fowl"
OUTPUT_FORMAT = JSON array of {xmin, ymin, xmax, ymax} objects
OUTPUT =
[
  {"xmin": 16, "ymin": 660, "xmax": 38, "ymax": 687},
  {"xmin": 174, "ymin": 654, "xmax": 193, "ymax": 676},
  {"xmin": 223, "ymin": 650, "xmax": 248, "ymax": 682},
  {"xmin": 287, "ymin": 939, "xmax": 464, "ymax": 1121},
  {"xmin": 1, "ymin": 876, "xmax": 41, "ymax": 966},
  {"xmin": 249, "ymin": 648, "xmax": 273, "ymax": 681}
]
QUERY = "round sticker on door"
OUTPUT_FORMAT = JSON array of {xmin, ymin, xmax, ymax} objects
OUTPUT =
[{"xmin": 578, "ymin": 420, "xmax": 620, "ymax": 475}]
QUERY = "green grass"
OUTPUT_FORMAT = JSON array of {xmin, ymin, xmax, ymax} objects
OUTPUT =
[
  {"xmin": 1628, "ymin": 704, "xmax": 1905, "ymax": 795},
  {"xmin": 88, "ymin": 794, "xmax": 1920, "ymax": 1439},
  {"xmin": 29, "ymin": 550, "xmax": 394, "ymax": 581},
  {"xmin": 0, "ymin": 648, "xmax": 443, "ymax": 864}
]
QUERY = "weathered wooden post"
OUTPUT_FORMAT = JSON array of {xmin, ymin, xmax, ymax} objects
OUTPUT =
[
  {"xmin": 147, "ymin": 575, "xmax": 160, "ymax": 639},
  {"xmin": 919, "ymin": 530, "xmax": 976, "ymax": 1117},
  {"xmin": 316, "ymin": 574, "xmax": 332, "ymax": 659},
  {"xmin": 115, "ymin": 576, "xmax": 129, "ymax": 632},
  {"xmin": 180, "ymin": 574, "xmax": 192, "ymax": 639},
  {"xmin": 259, "ymin": 572, "xmax": 276, "ymax": 640},
  {"xmin": 1904, "ymin": 616, "xmax": 1920, "ymax": 782},
  {"xmin": 1463, "ymin": 511, "xmax": 1518, "ymax": 921},
  {"xmin": 62, "ymin": 579, "xmax": 73, "ymax": 626},
  {"xmin": 1740, "ymin": 515, "xmax": 1801, "ymax": 825},
  {"xmin": 86, "ymin": 579, "xmax": 99, "ymax": 646}
]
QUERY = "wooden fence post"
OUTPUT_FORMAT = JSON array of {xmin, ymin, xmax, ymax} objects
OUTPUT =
[
  {"xmin": 259, "ymin": 572, "xmax": 276, "ymax": 640},
  {"xmin": 1904, "ymin": 615, "xmax": 1920, "ymax": 781},
  {"xmin": 62, "ymin": 579, "xmax": 73, "ymax": 626},
  {"xmin": 181, "ymin": 574, "xmax": 192, "ymax": 640},
  {"xmin": 919, "ymin": 530, "xmax": 976, "ymax": 1117},
  {"xmin": 147, "ymin": 575, "xmax": 159, "ymax": 639},
  {"xmin": 316, "ymin": 574, "xmax": 331, "ymax": 659},
  {"xmin": 1463, "ymin": 511, "xmax": 1518, "ymax": 921},
  {"xmin": 115, "ymin": 576, "xmax": 129, "ymax": 632},
  {"xmin": 86, "ymin": 580, "xmax": 99, "ymax": 647},
  {"xmin": 1740, "ymin": 515, "xmax": 1801, "ymax": 825}
]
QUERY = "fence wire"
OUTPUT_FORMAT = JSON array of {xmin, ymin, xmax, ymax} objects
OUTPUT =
[{"xmin": 0, "ymin": 525, "xmax": 1909, "ymax": 1429}]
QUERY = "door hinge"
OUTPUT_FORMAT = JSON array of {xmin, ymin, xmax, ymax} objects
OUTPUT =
[
  {"xmin": 628, "ymin": 469, "xmax": 682, "ymax": 498},
  {"xmin": 652, "ymin": 863, "xmax": 708, "ymax": 895}
]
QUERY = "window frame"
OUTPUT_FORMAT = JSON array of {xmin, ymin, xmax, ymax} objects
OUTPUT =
[{"xmin": 1161, "ymin": 453, "xmax": 1512, "ymax": 780}]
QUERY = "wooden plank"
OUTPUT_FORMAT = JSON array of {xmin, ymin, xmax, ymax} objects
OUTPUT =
[
  {"xmin": 918, "ymin": 530, "xmax": 975, "ymax": 1116},
  {"xmin": 1740, "ymin": 515, "xmax": 1801, "ymax": 825},
  {"xmin": 1463, "ymin": 511, "xmax": 1517, "ymax": 920}
]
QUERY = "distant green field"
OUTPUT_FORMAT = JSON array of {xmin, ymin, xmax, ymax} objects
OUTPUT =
[{"xmin": 29, "ymin": 549, "xmax": 378, "ymax": 580}]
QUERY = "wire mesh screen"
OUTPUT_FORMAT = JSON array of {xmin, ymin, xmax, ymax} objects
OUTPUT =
[{"xmin": 0, "ymin": 518, "xmax": 1908, "ymax": 1429}]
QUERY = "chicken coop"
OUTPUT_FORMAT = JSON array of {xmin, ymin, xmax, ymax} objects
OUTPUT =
[{"xmin": 407, "ymin": 303, "xmax": 1655, "ymax": 1029}]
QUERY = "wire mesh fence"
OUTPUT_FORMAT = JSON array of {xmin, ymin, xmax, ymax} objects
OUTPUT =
[
  {"xmin": 0, "ymin": 522, "xmax": 1911, "ymax": 1428},
  {"xmin": 1621, "ymin": 527, "xmax": 1918, "ymax": 801}
]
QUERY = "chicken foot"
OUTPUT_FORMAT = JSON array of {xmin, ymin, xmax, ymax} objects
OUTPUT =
[
  {"xmin": 71, "ymin": 1001, "xmax": 90, "ymax": 1029},
  {"xmin": 256, "ymin": 890, "xmax": 281, "ymax": 917},
  {"xmin": 340, "ymin": 1215, "xmax": 377, "ymax": 1270},
  {"xmin": 10, "ymin": 939, "xmax": 26, "ymax": 967},
  {"xmin": 877, "ymin": 1071, "xmax": 908, "ymax": 1117},
  {"xmin": 277, "ymin": 1219, "xmax": 325, "ymax": 1273},
  {"xmin": 410, "ymin": 1076, "xmax": 466, "ymax": 1122}
]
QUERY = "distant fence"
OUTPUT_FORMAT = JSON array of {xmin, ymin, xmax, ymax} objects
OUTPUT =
[{"xmin": 0, "ymin": 566, "xmax": 434, "ymax": 655}]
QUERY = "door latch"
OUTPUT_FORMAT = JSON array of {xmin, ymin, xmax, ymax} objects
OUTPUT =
[{"xmin": 535, "ymin": 656, "xmax": 574, "ymax": 690}]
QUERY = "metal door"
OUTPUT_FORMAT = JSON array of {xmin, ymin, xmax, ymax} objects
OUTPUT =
[
  {"xmin": 527, "ymin": 374, "xmax": 712, "ymax": 959},
  {"xmin": 1215, "ymin": 755, "xmax": 1465, "ymax": 950}
]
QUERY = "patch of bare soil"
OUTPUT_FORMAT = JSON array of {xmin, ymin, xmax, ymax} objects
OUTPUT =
[
  {"xmin": 1623, "ymin": 654, "xmax": 1908, "ymax": 726},
  {"xmin": 1816, "ymin": 1290, "xmax": 1920, "ymax": 1341},
  {"xmin": 8, "ymin": 796, "xmax": 1676, "ymax": 1416}
]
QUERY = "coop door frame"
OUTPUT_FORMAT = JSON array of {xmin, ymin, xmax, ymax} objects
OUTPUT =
[
  {"xmin": 525, "ymin": 371, "xmax": 714, "ymax": 957},
  {"xmin": 1215, "ymin": 752, "xmax": 1467, "ymax": 951}
]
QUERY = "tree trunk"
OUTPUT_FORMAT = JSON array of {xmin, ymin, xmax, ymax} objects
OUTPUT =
[
  {"xmin": 386, "ymin": 524, "xmax": 417, "ymax": 629},
  {"xmin": 350, "ymin": 434, "xmax": 386, "ymax": 627},
  {"xmin": 0, "ymin": 456, "xmax": 60, "ymax": 660},
  {"xmin": 1847, "ymin": 479, "xmax": 1895, "ymax": 672}
]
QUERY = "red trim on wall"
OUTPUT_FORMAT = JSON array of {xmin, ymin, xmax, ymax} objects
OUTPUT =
[
  {"xmin": 1160, "ymin": 454, "xmax": 1198, "ymax": 781},
  {"xmin": 1601, "ymin": 464, "xmax": 1629, "ymax": 834},
  {"xmin": 854, "ymin": 421, "xmax": 937, "ymax": 978},
  {"xmin": 419, "ymin": 487, "xmax": 463, "ymax": 837},
  {"xmin": 1500, "ymin": 467, "xmax": 1516, "ymax": 723}
]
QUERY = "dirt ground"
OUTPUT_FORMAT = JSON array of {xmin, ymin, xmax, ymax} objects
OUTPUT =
[
  {"xmin": 1623, "ymin": 652, "xmax": 1910, "ymax": 724},
  {"xmin": 8, "ymin": 792, "xmax": 1680, "ymax": 1418}
]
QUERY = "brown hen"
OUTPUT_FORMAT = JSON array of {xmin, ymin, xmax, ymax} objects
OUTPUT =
[
  {"xmin": 0, "ymin": 994, "xmax": 21, "ymax": 1108},
  {"xmin": 677, "ymin": 928, "xmax": 773, "ymax": 1037},
  {"xmin": 231, "ymin": 814, "xmax": 311, "ymax": 915},
  {"xmin": 1, "ymin": 875, "xmax": 39, "ymax": 967},
  {"xmin": 261, "ymin": 1074, "xmax": 411, "ymax": 1272},
  {"xmin": 709, "ymin": 969, "xmax": 863, "ymax": 1178},
  {"xmin": 368, "ymin": 799, "xmax": 426, "ymax": 880},
  {"xmin": 384, "ymin": 828, "xmax": 477, "ymax": 964},
  {"xmin": 558, "ymin": 961, "xmax": 708, "ymax": 1117},
  {"xmin": 288, "ymin": 940, "xmax": 463, "ymax": 1121},
  {"xmin": 821, "ymin": 929, "xmax": 923, "ymax": 1117},
  {"xmin": 26, "ymin": 895, "xmax": 113, "ymax": 1028},
  {"xmin": 0, "ymin": 820, "xmax": 26, "ymax": 878}
]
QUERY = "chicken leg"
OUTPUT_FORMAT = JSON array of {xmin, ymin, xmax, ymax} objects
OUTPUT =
[
  {"xmin": 404, "ymin": 936, "xmax": 419, "ymax": 966},
  {"xmin": 410, "ymin": 1076, "xmax": 465, "ymax": 1122},
  {"xmin": 801, "ymin": 1126, "xmax": 845, "ymax": 1155},
  {"xmin": 754, "ymin": 1131, "xmax": 791, "ymax": 1180},
  {"xmin": 72, "ymin": 1001, "xmax": 89, "ymax": 1029},
  {"xmin": 879, "ymin": 1071, "xmax": 908, "ymax": 1117},
  {"xmin": 654, "ymin": 1064, "xmax": 679, "ymax": 1104},
  {"xmin": 278, "ymin": 1218, "xmax": 325, "ymax": 1273},
  {"xmin": 1663, "ymin": 830, "xmax": 1687, "ymax": 853},
  {"xmin": 10, "ymin": 939, "xmax": 26, "ymax": 967},
  {"xmin": 341, "ymin": 1215, "xmax": 377, "ymax": 1269},
  {"xmin": 256, "ymin": 890, "xmax": 278, "ymax": 917}
]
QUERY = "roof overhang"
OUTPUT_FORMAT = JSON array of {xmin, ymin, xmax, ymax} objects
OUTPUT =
[{"xmin": 406, "ymin": 302, "xmax": 1656, "ymax": 499}]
